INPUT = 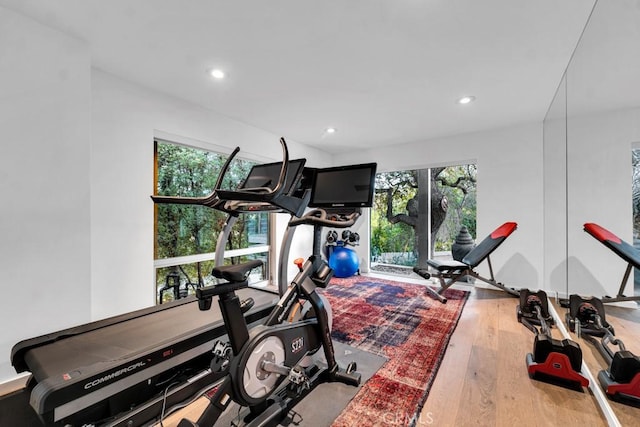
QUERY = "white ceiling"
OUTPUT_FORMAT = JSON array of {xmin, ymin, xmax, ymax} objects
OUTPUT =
[{"xmin": 1, "ymin": 0, "xmax": 596, "ymax": 154}]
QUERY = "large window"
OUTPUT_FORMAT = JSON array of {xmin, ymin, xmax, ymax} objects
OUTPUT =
[
  {"xmin": 154, "ymin": 139, "xmax": 270, "ymax": 304},
  {"xmin": 371, "ymin": 165, "xmax": 477, "ymax": 271}
]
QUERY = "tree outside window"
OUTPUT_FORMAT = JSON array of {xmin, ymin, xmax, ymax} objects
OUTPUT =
[
  {"xmin": 371, "ymin": 165, "xmax": 477, "ymax": 268},
  {"xmin": 154, "ymin": 140, "xmax": 269, "ymax": 303}
]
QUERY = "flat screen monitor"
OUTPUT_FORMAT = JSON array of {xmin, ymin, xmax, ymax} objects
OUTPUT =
[
  {"xmin": 240, "ymin": 158, "xmax": 306, "ymax": 195},
  {"xmin": 308, "ymin": 163, "xmax": 377, "ymax": 208}
]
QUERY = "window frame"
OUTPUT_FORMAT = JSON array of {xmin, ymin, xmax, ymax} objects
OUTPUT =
[{"xmin": 152, "ymin": 134, "xmax": 275, "ymax": 302}]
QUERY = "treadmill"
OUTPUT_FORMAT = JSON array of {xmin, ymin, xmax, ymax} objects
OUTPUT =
[{"xmin": 7, "ymin": 138, "xmax": 310, "ymax": 426}]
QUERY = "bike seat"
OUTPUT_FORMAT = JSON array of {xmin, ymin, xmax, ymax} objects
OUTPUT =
[{"xmin": 212, "ymin": 260, "xmax": 263, "ymax": 282}]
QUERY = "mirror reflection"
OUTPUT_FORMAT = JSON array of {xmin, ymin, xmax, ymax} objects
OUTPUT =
[{"xmin": 544, "ymin": 0, "xmax": 640, "ymax": 421}]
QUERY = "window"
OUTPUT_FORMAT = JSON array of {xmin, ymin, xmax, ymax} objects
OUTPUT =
[
  {"xmin": 371, "ymin": 165, "xmax": 477, "ymax": 271},
  {"xmin": 154, "ymin": 139, "xmax": 271, "ymax": 304}
]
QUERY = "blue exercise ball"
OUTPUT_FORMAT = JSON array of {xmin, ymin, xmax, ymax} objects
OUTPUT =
[{"xmin": 329, "ymin": 246, "xmax": 359, "ymax": 278}]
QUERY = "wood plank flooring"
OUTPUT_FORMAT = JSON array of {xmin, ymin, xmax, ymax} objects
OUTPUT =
[
  {"xmin": 563, "ymin": 301, "xmax": 640, "ymax": 426},
  {"xmin": 420, "ymin": 286, "xmax": 606, "ymax": 427}
]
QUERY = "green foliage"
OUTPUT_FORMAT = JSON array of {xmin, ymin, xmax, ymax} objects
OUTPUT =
[
  {"xmin": 371, "ymin": 172, "xmax": 418, "ymax": 265},
  {"xmin": 371, "ymin": 165, "xmax": 476, "ymax": 264},
  {"xmin": 371, "ymin": 221, "xmax": 416, "ymax": 253},
  {"xmin": 155, "ymin": 141, "xmax": 266, "ymax": 290},
  {"xmin": 435, "ymin": 164, "xmax": 477, "ymax": 249}
]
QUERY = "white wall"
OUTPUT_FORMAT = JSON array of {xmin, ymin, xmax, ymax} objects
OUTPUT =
[
  {"xmin": 91, "ymin": 70, "xmax": 333, "ymax": 320},
  {"xmin": 543, "ymin": 96, "xmax": 568, "ymax": 295},
  {"xmin": 565, "ymin": 108, "xmax": 639, "ymax": 298},
  {"xmin": 337, "ymin": 123, "xmax": 545, "ymax": 291},
  {"xmin": 559, "ymin": 0, "xmax": 640, "ymax": 300},
  {"xmin": 0, "ymin": 7, "xmax": 91, "ymax": 381}
]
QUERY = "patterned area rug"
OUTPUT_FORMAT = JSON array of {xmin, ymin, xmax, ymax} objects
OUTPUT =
[{"xmin": 322, "ymin": 275, "xmax": 469, "ymax": 427}]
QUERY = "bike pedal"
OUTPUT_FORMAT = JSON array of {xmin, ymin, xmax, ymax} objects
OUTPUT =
[{"xmin": 210, "ymin": 340, "xmax": 232, "ymax": 372}]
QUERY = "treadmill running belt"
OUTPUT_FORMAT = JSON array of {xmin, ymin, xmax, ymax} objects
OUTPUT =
[{"xmin": 26, "ymin": 298, "xmax": 212, "ymax": 381}]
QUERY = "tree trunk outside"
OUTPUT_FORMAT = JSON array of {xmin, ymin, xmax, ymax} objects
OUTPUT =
[
  {"xmin": 430, "ymin": 167, "xmax": 448, "ymax": 257},
  {"xmin": 417, "ymin": 169, "xmax": 430, "ymax": 266},
  {"xmin": 384, "ymin": 168, "xmax": 449, "ymax": 267}
]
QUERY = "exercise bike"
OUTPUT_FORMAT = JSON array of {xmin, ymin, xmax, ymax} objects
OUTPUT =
[
  {"xmin": 566, "ymin": 295, "xmax": 640, "ymax": 402},
  {"xmin": 179, "ymin": 208, "xmax": 363, "ymax": 426},
  {"xmin": 153, "ymin": 139, "xmax": 371, "ymax": 425}
]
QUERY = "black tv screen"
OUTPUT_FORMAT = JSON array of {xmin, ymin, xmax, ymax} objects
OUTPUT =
[
  {"xmin": 309, "ymin": 163, "xmax": 377, "ymax": 208},
  {"xmin": 240, "ymin": 158, "xmax": 306, "ymax": 195}
]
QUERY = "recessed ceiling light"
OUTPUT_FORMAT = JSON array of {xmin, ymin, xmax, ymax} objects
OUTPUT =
[
  {"xmin": 325, "ymin": 127, "xmax": 337, "ymax": 134},
  {"xmin": 210, "ymin": 69, "xmax": 225, "ymax": 79},
  {"xmin": 457, "ymin": 95, "xmax": 476, "ymax": 105}
]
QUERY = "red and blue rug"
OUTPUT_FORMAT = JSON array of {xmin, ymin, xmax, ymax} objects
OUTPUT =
[{"xmin": 322, "ymin": 275, "xmax": 469, "ymax": 427}]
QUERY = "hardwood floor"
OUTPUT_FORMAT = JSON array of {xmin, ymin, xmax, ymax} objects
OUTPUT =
[
  {"xmin": 158, "ymin": 397, "xmax": 211, "ymax": 426},
  {"xmin": 421, "ymin": 287, "xmax": 605, "ymax": 426},
  {"xmin": 422, "ymin": 284, "xmax": 640, "ymax": 427},
  {"xmin": 565, "ymin": 301, "xmax": 640, "ymax": 426},
  {"xmin": 158, "ymin": 276, "xmax": 640, "ymax": 426}
]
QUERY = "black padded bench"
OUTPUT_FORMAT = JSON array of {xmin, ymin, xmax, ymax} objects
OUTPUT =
[
  {"xmin": 583, "ymin": 222, "xmax": 640, "ymax": 303},
  {"xmin": 414, "ymin": 221, "xmax": 520, "ymax": 303}
]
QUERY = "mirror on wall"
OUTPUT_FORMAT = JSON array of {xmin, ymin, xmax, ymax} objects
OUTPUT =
[
  {"xmin": 543, "ymin": 73, "xmax": 567, "ymax": 299},
  {"xmin": 564, "ymin": 0, "xmax": 640, "ymax": 302},
  {"xmin": 547, "ymin": 0, "xmax": 640, "ymax": 422}
]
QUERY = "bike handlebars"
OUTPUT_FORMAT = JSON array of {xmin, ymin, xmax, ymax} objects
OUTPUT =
[
  {"xmin": 215, "ymin": 137, "xmax": 289, "ymax": 204},
  {"xmin": 151, "ymin": 139, "xmax": 308, "ymax": 216}
]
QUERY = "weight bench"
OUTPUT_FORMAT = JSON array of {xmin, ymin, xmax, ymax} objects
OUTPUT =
[
  {"xmin": 414, "ymin": 221, "xmax": 520, "ymax": 303},
  {"xmin": 583, "ymin": 222, "xmax": 640, "ymax": 303}
]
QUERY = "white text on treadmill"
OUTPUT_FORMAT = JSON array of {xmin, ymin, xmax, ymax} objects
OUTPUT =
[{"xmin": 83, "ymin": 361, "xmax": 146, "ymax": 389}]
